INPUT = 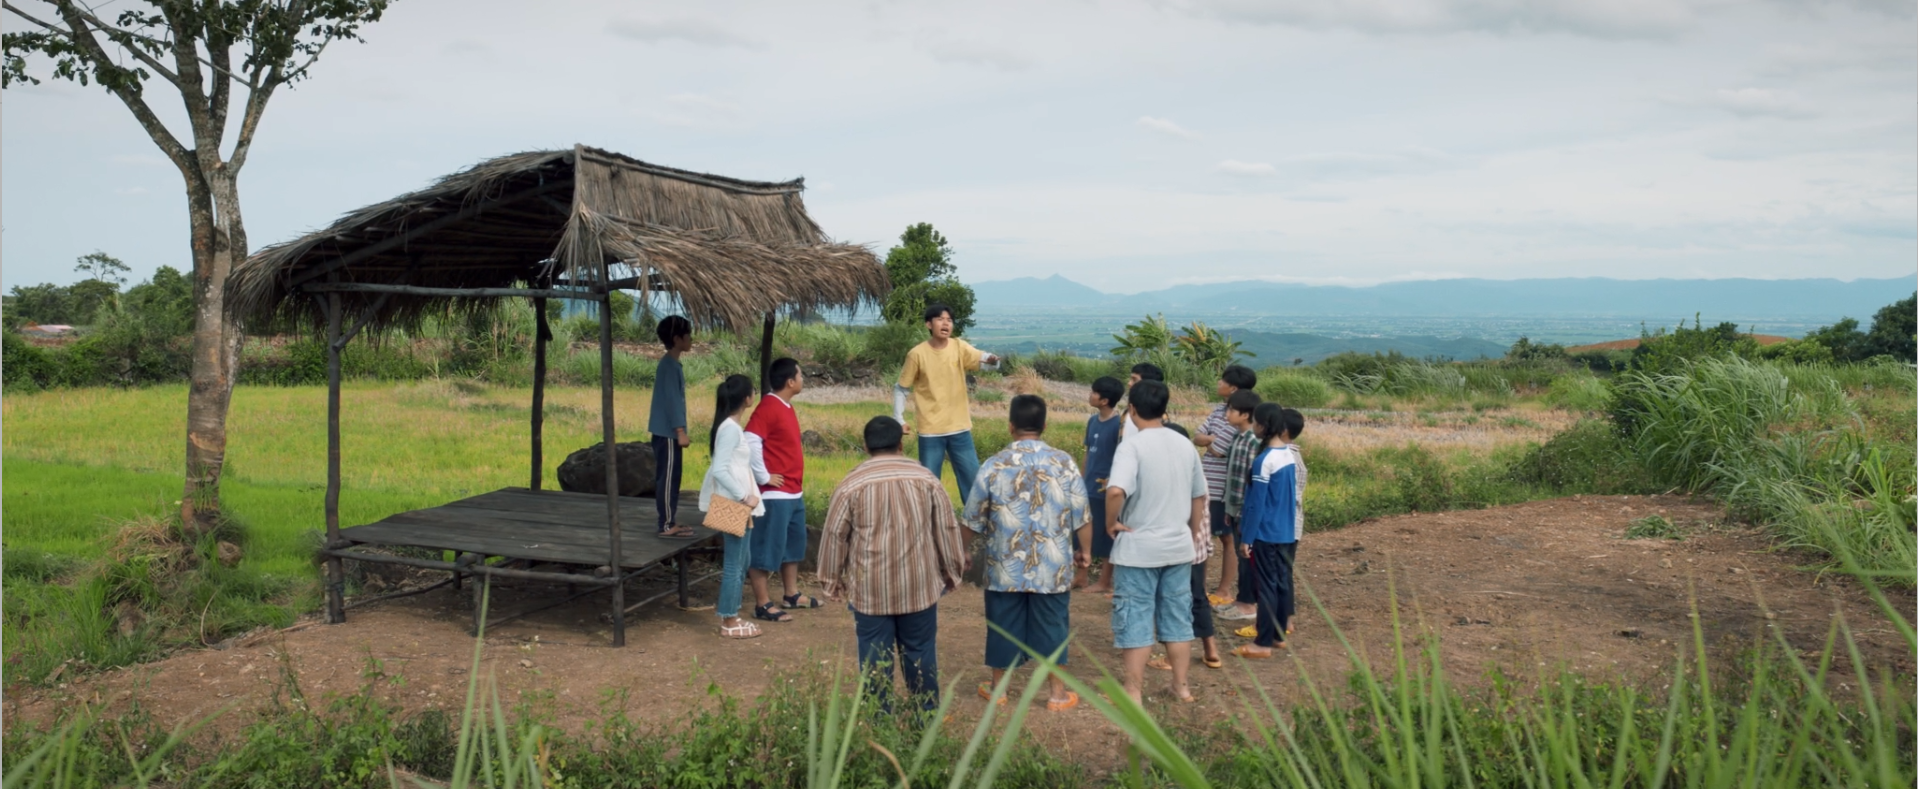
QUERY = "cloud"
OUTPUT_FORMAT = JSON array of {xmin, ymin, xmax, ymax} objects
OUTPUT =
[
  {"xmin": 1695, "ymin": 87, "xmax": 1817, "ymax": 118},
  {"xmin": 646, "ymin": 93, "xmax": 751, "ymax": 131},
  {"xmin": 1279, "ymin": 148, "xmax": 1465, "ymax": 180},
  {"xmin": 1168, "ymin": 0, "xmax": 1702, "ymax": 39},
  {"xmin": 1136, "ymin": 116, "xmax": 1201, "ymax": 140},
  {"xmin": 915, "ymin": 32, "xmax": 1034, "ymax": 70},
  {"xmin": 1215, "ymin": 159, "xmax": 1277, "ymax": 176},
  {"xmin": 606, "ymin": 17, "xmax": 762, "ymax": 49}
]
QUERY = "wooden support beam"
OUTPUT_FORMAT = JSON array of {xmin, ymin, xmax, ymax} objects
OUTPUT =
[
  {"xmin": 302, "ymin": 282, "xmax": 605, "ymax": 301},
  {"xmin": 531, "ymin": 296, "xmax": 550, "ymax": 490},
  {"xmin": 759, "ymin": 312, "xmax": 777, "ymax": 395},
  {"xmin": 324, "ymin": 291, "xmax": 346, "ymax": 625},
  {"xmin": 288, "ymin": 180, "xmax": 574, "ymax": 288},
  {"xmin": 598, "ymin": 258, "xmax": 627, "ymax": 648}
]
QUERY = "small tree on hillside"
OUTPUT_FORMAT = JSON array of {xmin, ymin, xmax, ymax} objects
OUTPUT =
[
  {"xmin": 881, "ymin": 223, "xmax": 976, "ymax": 335},
  {"xmin": 1864, "ymin": 294, "xmax": 1916, "ymax": 362},
  {"xmin": 1174, "ymin": 320, "xmax": 1251, "ymax": 371},
  {"xmin": 5, "ymin": 0, "xmax": 391, "ymax": 531},
  {"xmin": 1110, "ymin": 314, "xmax": 1172, "ymax": 358},
  {"xmin": 75, "ymin": 251, "xmax": 130, "ymax": 285}
]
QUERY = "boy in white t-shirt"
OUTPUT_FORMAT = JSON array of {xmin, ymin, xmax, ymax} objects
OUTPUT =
[{"xmin": 1104, "ymin": 379, "xmax": 1208, "ymax": 704}]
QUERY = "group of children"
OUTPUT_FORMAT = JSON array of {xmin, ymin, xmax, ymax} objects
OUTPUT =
[
  {"xmin": 1076, "ymin": 363, "xmax": 1306, "ymax": 702},
  {"xmin": 644, "ymin": 308, "xmax": 1305, "ymax": 706}
]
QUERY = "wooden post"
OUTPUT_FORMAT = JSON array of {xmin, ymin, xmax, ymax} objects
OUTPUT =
[
  {"xmin": 531, "ymin": 297, "xmax": 549, "ymax": 490},
  {"xmin": 759, "ymin": 312, "xmax": 776, "ymax": 395},
  {"xmin": 599, "ymin": 268, "xmax": 626, "ymax": 647},
  {"xmin": 324, "ymin": 292, "xmax": 346, "ymax": 625}
]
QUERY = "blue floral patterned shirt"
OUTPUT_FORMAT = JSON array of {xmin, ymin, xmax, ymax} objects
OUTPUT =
[{"xmin": 962, "ymin": 439, "xmax": 1091, "ymax": 594}]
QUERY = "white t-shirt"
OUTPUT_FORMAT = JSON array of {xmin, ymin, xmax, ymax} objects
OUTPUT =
[{"xmin": 1105, "ymin": 426, "xmax": 1207, "ymax": 568}]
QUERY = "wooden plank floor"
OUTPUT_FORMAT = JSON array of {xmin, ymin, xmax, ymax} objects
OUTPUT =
[{"xmin": 339, "ymin": 487, "xmax": 717, "ymax": 569}]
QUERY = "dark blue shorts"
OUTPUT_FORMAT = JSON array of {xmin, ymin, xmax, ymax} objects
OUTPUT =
[{"xmin": 984, "ymin": 590, "xmax": 1070, "ymax": 669}]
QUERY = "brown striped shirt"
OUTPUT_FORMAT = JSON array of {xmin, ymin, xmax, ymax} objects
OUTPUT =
[{"xmin": 817, "ymin": 454, "xmax": 967, "ymax": 616}]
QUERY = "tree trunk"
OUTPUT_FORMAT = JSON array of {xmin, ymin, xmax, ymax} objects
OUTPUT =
[{"xmin": 179, "ymin": 165, "xmax": 246, "ymax": 533}]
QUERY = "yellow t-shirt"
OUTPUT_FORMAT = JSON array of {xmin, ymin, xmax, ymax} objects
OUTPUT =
[{"xmin": 899, "ymin": 339, "xmax": 984, "ymax": 436}]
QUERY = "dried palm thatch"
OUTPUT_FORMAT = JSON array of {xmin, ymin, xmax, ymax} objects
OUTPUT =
[{"xmin": 229, "ymin": 146, "xmax": 887, "ymax": 332}]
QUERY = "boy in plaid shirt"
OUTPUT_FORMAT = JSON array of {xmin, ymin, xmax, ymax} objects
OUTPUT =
[{"xmin": 1216, "ymin": 389, "xmax": 1264, "ymax": 623}]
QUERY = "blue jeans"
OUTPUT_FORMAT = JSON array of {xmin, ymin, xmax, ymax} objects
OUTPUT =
[
  {"xmin": 1110, "ymin": 564, "xmax": 1194, "ymax": 650},
  {"xmin": 716, "ymin": 529, "xmax": 750, "ymax": 619},
  {"xmin": 853, "ymin": 604, "xmax": 940, "ymax": 713},
  {"xmin": 748, "ymin": 497, "xmax": 807, "ymax": 573},
  {"xmin": 917, "ymin": 431, "xmax": 981, "ymax": 505}
]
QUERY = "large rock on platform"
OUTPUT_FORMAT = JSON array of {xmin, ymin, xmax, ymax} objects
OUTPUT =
[{"xmin": 557, "ymin": 441, "xmax": 658, "ymax": 497}]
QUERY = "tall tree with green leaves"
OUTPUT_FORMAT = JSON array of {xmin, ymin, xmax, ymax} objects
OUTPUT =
[
  {"xmin": 4, "ymin": 0, "xmax": 391, "ymax": 531},
  {"xmin": 880, "ymin": 222, "xmax": 976, "ymax": 335}
]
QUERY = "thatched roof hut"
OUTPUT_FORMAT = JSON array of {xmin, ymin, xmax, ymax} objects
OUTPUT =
[{"xmin": 230, "ymin": 145, "xmax": 887, "ymax": 331}]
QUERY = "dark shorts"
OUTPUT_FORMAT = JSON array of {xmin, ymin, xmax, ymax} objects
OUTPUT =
[
  {"xmin": 1208, "ymin": 499, "xmax": 1231, "ymax": 538},
  {"xmin": 748, "ymin": 497, "xmax": 807, "ymax": 572},
  {"xmin": 983, "ymin": 590, "xmax": 1070, "ymax": 669}
]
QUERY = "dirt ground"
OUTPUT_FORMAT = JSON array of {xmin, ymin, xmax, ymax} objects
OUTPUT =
[{"xmin": 8, "ymin": 494, "xmax": 1911, "ymax": 769}]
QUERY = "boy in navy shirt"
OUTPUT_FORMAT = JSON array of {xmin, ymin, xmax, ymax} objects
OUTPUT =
[
  {"xmin": 1081, "ymin": 376, "xmax": 1125, "ymax": 592},
  {"xmin": 650, "ymin": 316, "xmax": 695, "ymax": 538}
]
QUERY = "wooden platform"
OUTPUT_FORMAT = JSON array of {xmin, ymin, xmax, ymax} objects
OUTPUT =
[{"xmin": 339, "ymin": 486, "xmax": 716, "ymax": 569}]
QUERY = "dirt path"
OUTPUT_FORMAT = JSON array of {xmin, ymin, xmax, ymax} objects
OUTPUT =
[{"xmin": 8, "ymin": 495, "xmax": 1910, "ymax": 765}]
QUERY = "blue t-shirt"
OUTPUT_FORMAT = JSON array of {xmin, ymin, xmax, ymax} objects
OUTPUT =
[
  {"xmin": 1082, "ymin": 412, "xmax": 1123, "ymax": 496},
  {"xmin": 648, "ymin": 356, "xmax": 686, "ymax": 438}
]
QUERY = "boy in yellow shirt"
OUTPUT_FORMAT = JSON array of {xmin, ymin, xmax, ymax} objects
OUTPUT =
[{"xmin": 893, "ymin": 303, "xmax": 999, "ymax": 505}]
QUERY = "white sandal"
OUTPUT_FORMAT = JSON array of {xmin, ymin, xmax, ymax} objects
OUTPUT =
[{"xmin": 720, "ymin": 620, "xmax": 762, "ymax": 639}]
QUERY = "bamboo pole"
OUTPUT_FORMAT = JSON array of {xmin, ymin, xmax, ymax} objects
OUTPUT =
[
  {"xmin": 599, "ymin": 263, "xmax": 626, "ymax": 647},
  {"xmin": 759, "ymin": 312, "xmax": 776, "ymax": 395},
  {"xmin": 531, "ymin": 296, "xmax": 549, "ymax": 490},
  {"xmin": 324, "ymin": 291, "xmax": 346, "ymax": 625},
  {"xmin": 303, "ymin": 282, "xmax": 604, "ymax": 301}
]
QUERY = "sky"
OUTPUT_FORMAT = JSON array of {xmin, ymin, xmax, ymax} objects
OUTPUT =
[{"xmin": 2, "ymin": 0, "xmax": 1914, "ymax": 294}]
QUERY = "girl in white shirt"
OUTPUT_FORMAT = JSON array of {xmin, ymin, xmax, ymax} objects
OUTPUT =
[{"xmin": 703, "ymin": 374, "xmax": 766, "ymax": 638}]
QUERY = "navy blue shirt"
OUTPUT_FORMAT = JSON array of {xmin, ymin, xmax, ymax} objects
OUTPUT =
[
  {"xmin": 1082, "ymin": 412, "xmax": 1123, "ymax": 496},
  {"xmin": 648, "ymin": 356, "xmax": 686, "ymax": 438}
]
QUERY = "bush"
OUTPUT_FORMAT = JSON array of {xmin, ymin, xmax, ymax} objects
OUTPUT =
[
  {"xmin": 1544, "ymin": 371, "xmax": 1611, "ymax": 411},
  {"xmin": 1510, "ymin": 419, "xmax": 1654, "ymax": 494},
  {"xmin": 1256, "ymin": 369, "xmax": 1333, "ymax": 408}
]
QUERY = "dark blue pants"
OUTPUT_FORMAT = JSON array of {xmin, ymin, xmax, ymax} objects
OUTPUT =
[
  {"xmin": 650, "ymin": 435, "xmax": 683, "ymax": 531},
  {"xmin": 1088, "ymin": 496, "xmax": 1113, "ymax": 560},
  {"xmin": 853, "ymin": 604, "xmax": 940, "ymax": 713},
  {"xmin": 1251, "ymin": 541, "xmax": 1296, "ymax": 648},
  {"xmin": 1189, "ymin": 557, "xmax": 1215, "ymax": 640},
  {"xmin": 984, "ymin": 591, "xmax": 1069, "ymax": 669}
]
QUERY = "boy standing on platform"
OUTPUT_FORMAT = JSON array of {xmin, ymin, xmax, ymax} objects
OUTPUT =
[
  {"xmin": 744, "ymin": 358, "xmax": 819, "ymax": 622},
  {"xmin": 894, "ymin": 304, "xmax": 1000, "ymax": 505},
  {"xmin": 649, "ymin": 315, "xmax": 696, "ymax": 539},
  {"xmin": 1081, "ymin": 376, "xmax": 1126, "ymax": 593},
  {"xmin": 962, "ymin": 395, "xmax": 1088, "ymax": 712}
]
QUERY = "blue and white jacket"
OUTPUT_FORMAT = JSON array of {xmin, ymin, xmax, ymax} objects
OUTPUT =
[{"xmin": 1240, "ymin": 445, "xmax": 1304, "ymax": 545}]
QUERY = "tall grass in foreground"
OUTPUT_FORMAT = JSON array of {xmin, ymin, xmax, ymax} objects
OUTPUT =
[{"xmin": 10, "ymin": 563, "xmax": 1913, "ymax": 788}]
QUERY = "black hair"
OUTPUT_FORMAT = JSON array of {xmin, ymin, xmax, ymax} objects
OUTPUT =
[
  {"xmin": 863, "ymin": 416, "xmax": 904, "ymax": 453},
  {"xmin": 768, "ymin": 357, "xmax": 801, "ymax": 392},
  {"xmin": 923, "ymin": 303, "xmax": 953, "ymax": 323},
  {"xmin": 1130, "ymin": 362, "xmax": 1164, "ymax": 382},
  {"xmin": 1226, "ymin": 389, "xmax": 1262, "ymax": 415},
  {"xmin": 1221, "ymin": 364, "xmax": 1257, "ymax": 391},
  {"xmin": 1251, "ymin": 402, "xmax": 1304, "ymax": 442},
  {"xmin": 1163, "ymin": 421, "xmax": 1190, "ymax": 439},
  {"xmin": 709, "ymin": 374, "xmax": 755, "ymax": 454},
  {"xmin": 1128, "ymin": 380, "xmax": 1170, "ymax": 421},
  {"xmin": 655, "ymin": 315, "xmax": 691, "ymax": 347},
  {"xmin": 1009, "ymin": 394, "xmax": 1047, "ymax": 433},
  {"xmin": 1090, "ymin": 376, "xmax": 1125, "ymax": 408}
]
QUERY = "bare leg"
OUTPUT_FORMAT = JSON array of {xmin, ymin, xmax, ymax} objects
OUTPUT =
[
  {"xmin": 1200, "ymin": 636, "xmax": 1220, "ymax": 663},
  {"xmin": 1215, "ymin": 536, "xmax": 1237, "ymax": 597},
  {"xmin": 1166, "ymin": 640, "xmax": 1194, "ymax": 700},
  {"xmin": 780, "ymin": 562, "xmax": 801, "ymax": 600},
  {"xmin": 1048, "ymin": 673, "xmax": 1072, "ymax": 705},
  {"xmin": 749, "ymin": 568, "xmax": 774, "ymax": 608},
  {"xmin": 1121, "ymin": 646, "xmax": 1151, "ymax": 704},
  {"xmin": 1089, "ymin": 561, "xmax": 1114, "ymax": 594}
]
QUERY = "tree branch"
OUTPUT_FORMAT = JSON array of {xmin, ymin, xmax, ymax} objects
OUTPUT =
[
  {"xmin": 62, "ymin": 1, "xmax": 258, "ymax": 90},
  {"xmin": 30, "ymin": 3, "xmax": 193, "ymax": 170},
  {"xmin": 14, "ymin": 1, "xmax": 181, "ymax": 87},
  {"xmin": 157, "ymin": 5, "xmax": 214, "ymax": 150}
]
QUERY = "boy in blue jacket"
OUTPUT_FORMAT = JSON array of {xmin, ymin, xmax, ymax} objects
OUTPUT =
[{"xmin": 1232, "ymin": 404, "xmax": 1305, "ymax": 659}]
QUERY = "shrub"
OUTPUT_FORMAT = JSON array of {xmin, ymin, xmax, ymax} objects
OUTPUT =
[
  {"xmin": 1544, "ymin": 371, "xmax": 1611, "ymax": 411},
  {"xmin": 1510, "ymin": 419, "xmax": 1654, "ymax": 494},
  {"xmin": 1256, "ymin": 369, "xmax": 1333, "ymax": 408}
]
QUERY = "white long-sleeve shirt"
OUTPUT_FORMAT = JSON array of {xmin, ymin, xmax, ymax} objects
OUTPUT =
[{"xmin": 700, "ymin": 417, "xmax": 766, "ymax": 517}]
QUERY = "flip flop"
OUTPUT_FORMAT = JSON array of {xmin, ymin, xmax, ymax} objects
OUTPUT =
[
  {"xmin": 1207, "ymin": 593, "xmax": 1232, "ymax": 607},
  {"xmin": 1202, "ymin": 655, "xmax": 1224, "ymax": 670},
  {"xmin": 1231, "ymin": 645, "xmax": 1275, "ymax": 659},
  {"xmin": 1046, "ymin": 692, "xmax": 1081, "ymax": 712},
  {"xmin": 1234, "ymin": 625, "xmax": 1258, "ymax": 639},
  {"xmin": 977, "ymin": 682, "xmax": 1007, "ymax": 706},
  {"xmin": 752, "ymin": 603, "xmax": 792, "ymax": 623},
  {"xmin": 1146, "ymin": 653, "xmax": 1171, "ymax": 671},
  {"xmin": 783, "ymin": 593, "xmax": 824, "ymax": 610},
  {"xmin": 659, "ymin": 525, "xmax": 698, "ymax": 539},
  {"xmin": 1216, "ymin": 608, "xmax": 1256, "ymax": 621}
]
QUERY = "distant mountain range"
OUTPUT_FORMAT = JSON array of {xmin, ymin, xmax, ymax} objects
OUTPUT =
[{"xmin": 973, "ymin": 275, "xmax": 1917, "ymax": 319}]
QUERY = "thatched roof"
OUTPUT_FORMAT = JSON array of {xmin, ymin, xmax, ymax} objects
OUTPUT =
[{"xmin": 230, "ymin": 146, "xmax": 888, "ymax": 331}]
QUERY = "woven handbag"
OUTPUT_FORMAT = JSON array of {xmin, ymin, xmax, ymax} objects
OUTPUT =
[{"xmin": 704, "ymin": 495, "xmax": 754, "ymax": 538}]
